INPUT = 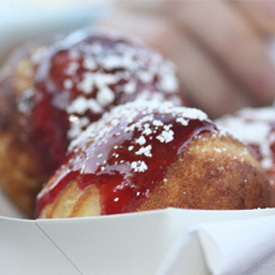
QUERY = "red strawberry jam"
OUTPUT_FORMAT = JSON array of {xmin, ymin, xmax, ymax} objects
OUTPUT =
[
  {"xmin": 28, "ymin": 30, "xmax": 186, "ymax": 174},
  {"xmin": 36, "ymin": 101, "xmax": 216, "ymax": 216}
]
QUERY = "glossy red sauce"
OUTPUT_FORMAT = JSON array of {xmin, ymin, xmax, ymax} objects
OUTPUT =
[
  {"xmin": 36, "ymin": 112, "xmax": 216, "ymax": 217},
  {"xmin": 28, "ymin": 31, "xmax": 186, "ymax": 174}
]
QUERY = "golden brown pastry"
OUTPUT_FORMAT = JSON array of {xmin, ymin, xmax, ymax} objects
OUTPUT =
[
  {"xmin": 0, "ymin": 44, "xmax": 47, "ymax": 217},
  {"xmin": 37, "ymin": 101, "xmax": 275, "ymax": 218},
  {"xmin": 216, "ymin": 106, "xmax": 275, "ymax": 188},
  {"xmin": 0, "ymin": 30, "xmax": 185, "ymax": 217}
]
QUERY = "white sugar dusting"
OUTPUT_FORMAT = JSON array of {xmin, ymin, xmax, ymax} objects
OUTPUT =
[
  {"xmin": 65, "ymin": 62, "xmax": 79, "ymax": 75},
  {"xmin": 135, "ymin": 145, "xmax": 152, "ymax": 157},
  {"xmin": 67, "ymin": 116, "xmax": 90, "ymax": 139},
  {"xmin": 16, "ymin": 31, "xmax": 185, "ymax": 152},
  {"xmin": 158, "ymin": 72, "xmax": 178, "ymax": 93},
  {"xmin": 64, "ymin": 79, "xmax": 73, "ymax": 90},
  {"xmin": 69, "ymin": 100, "xmax": 211, "ymax": 174},
  {"xmin": 128, "ymin": 146, "xmax": 134, "ymax": 151},
  {"xmin": 67, "ymin": 96, "xmax": 102, "ymax": 114},
  {"xmin": 142, "ymin": 127, "xmax": 153, "ymax": 136},
  {"xmin": 96, "ymin": 86, "xmax": 115, "ymax": 107},
  {"xmin": 57, "ymin": 31, "xmax": 184, "ymax": 141},
  {"xmin": 176, "ymin": 117, "xmax": 188, "ymax": 126},
  {"xmin": 111, "ymin": 119, "xmax": 120, "ymax": 127},
  {"xmin": 124, "ymin": 81, "xmax": 136, "ymax": 94},
  {"xmin": 138, "ymin": 71, "xmax": 153, "ymax": 83},
  {"xmin": 156, "ymin": 129, "xmax": 174, "ymax": 143},
  {"xmin": 83, "ymin": 57, "xmax": 97, "ymax": 70},
  {"xmin": 153, "ymin": 120, "xmax": 164, "ymax": 127},
  {"xmin": 131, "ymin": 161, "xmax": 148, "ymax": 172},
  {"xmin": 77, "ymin": 73, "xmax": 94, "ymax": 94},
  {"xmin": 136, "ymin": 136, "xmax": 146, "ymax": 145},
  {"xmin": 70, "ymin": 100, "xmax": 209, "ymax": 150}
]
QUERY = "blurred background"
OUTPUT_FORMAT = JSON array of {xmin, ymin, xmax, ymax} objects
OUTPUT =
[
  {"xmin": 0, "ymin": 0, "xmax": 110, "ymax": 63},
  {"xmin": 1, "ymin": 0, "xmax": 275, "ymax": 118}
]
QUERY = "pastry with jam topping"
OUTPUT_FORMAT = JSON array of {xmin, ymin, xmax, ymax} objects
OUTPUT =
[
  {"xmin": 37, "ymin": 101, "xmax": 275, "ymax": 218},
  {"xmin": 216, "ymin": 107, "xmax": 275, "ymax": 188},
  {"xmin": 0, "ymin": 30, "xmax": 185, "ymax": 217}
]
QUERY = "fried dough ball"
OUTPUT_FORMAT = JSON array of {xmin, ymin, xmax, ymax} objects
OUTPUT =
[
  {"xmin": 216, "ymin": 107, "xmax": 275, "ymax": 187},
  {"xmin": 37, "ymin": 101, "xmax": 275, "ymax": 218},
  {"xmin": 0, "ymin": 30, "xmax": 185, "ymax": 216}
]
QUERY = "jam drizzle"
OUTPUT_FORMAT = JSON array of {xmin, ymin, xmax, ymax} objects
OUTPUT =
[
  {"xmin": 28, "ymin": 30, "xmax": 185, "ymax": 174},
  {"xmin": 36, "ymin": 102, "xmax": 216, "ymax": 216}
]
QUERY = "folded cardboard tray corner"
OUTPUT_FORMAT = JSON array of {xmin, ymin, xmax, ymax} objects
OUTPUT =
[{"xmin": 1, "ymin": 186, "xmax": 275, "ymax": 275}]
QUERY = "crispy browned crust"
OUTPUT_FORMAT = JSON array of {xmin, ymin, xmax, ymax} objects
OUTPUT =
[
  {"xmin": 139, "ymin": 134, "xmax": 275, "ymax": 211},
  {"xmin": 0, "ymin": 133, "xmax": 47, "ymax": 217},
  {"xmin": 0, "ymin": 47, "xmax": 46, "ymax": 217},
  {"xmin": 39, "ymin": 133, "xmax": 275, "ymax": 218}
]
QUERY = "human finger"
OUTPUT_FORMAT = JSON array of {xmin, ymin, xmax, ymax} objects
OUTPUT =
[
  {"xmin": 97, "ymin": 11, "xmax": 253, "ymax": 117},
  {"xmin": 172, "ymin": 1, "xmax": 275, "ymax": 104}
]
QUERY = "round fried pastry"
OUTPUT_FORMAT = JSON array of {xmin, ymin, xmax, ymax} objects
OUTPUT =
[
  {"xmin": 37, "ymin": 101, "xmax": 275, "ymax": 218},
  {"xmin": 0, "ymin": 30, "xmax": 185, "ymax": 216},
  {"xmin": 216, "ymin": 107, "xmax": 275, "ymax": 187}
]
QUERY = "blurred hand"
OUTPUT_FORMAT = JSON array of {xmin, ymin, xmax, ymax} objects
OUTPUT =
[{"xmin": 97, "ymin": 1, "xmax": 275, "ymax": 118}]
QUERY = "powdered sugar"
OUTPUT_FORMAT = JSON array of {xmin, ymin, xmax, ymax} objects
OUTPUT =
[
  {"xmin": 63, "ymin": 79, "xmax": 74, "ymax": 90},
  {"xmin": 136, "ymin": 136, "xmax": 146, "ymax": 146},
  {"xmin": 57, "ymin": 30, "xmax": 183, "ymax": 140},
  {"xmin": 131, "ymin": 161, "xmax": 148, "ymax": 172},
  {"xmin": 69, "ymin": 100, "xmax": 211, "ymax": 174},
  {"xmin": 64, "ymin": 62, "xmax": 79, "ymax": 76},
  {"xmin": 135, "ymin": 145, "xmax": 152, "ymax": 157},
  {"xmin": 156, "ymin": 129, "xmax": 174, "ymax": 143},
  {"xmin": 67, "ymin": 96, "xmax": 102, "ymax": 114},
  {"xmin": 96, "ymin": 86, "xmax": 115, "ymax": 107}
]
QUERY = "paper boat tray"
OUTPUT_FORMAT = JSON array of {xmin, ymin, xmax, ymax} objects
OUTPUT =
[{"xmin": 1, "ymin": 207, "xmax": 275, "ymax": 275}]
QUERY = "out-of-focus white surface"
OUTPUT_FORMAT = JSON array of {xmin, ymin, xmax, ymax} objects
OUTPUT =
[
  {"xmin": 1, "ymin": 208, "xmax": 275, "ymax": 275},
  {"xmin": 0, "ymin": 0, "xmax": 110, "ymax": 64}
]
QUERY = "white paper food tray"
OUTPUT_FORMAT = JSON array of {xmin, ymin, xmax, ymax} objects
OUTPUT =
[{"xmin": 1, "ymin": 191, "xmax": 275, "ymax": 275}]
